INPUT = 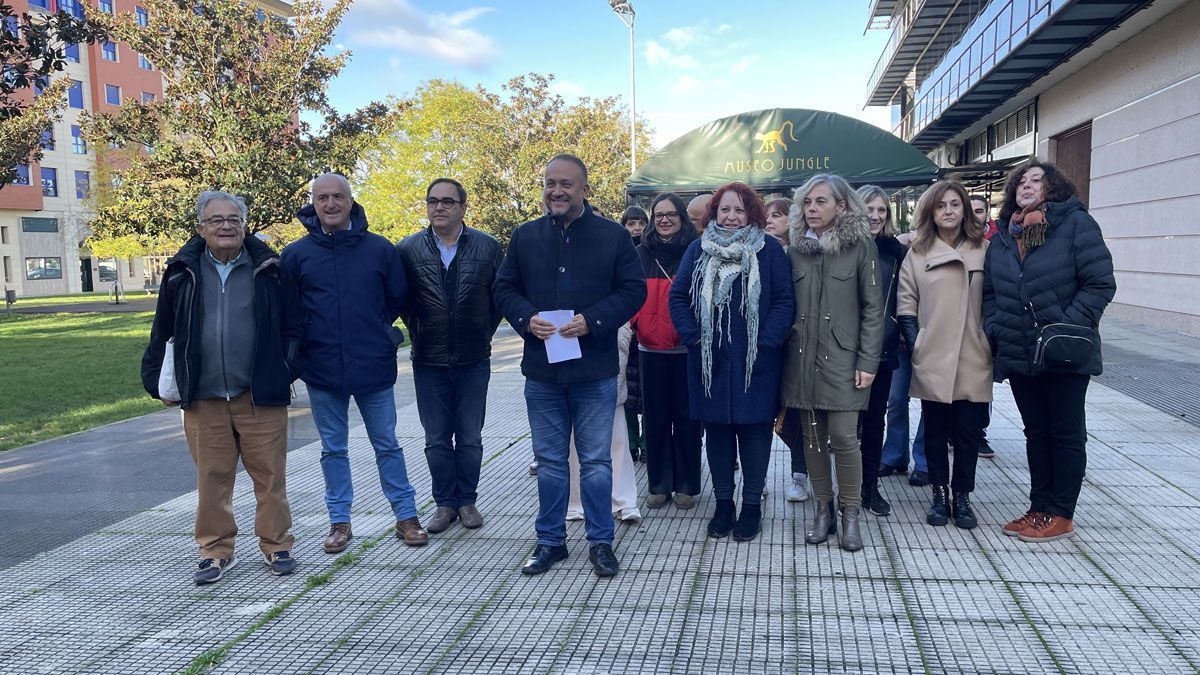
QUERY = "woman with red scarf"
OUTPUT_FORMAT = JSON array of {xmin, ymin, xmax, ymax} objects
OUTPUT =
[{"xmin": 983, "ymin": 159, "xmax": 1116, "ymax": 542}]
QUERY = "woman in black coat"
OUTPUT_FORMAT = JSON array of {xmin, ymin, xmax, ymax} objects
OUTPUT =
[
  {"xmin": 857, "ymin": 185, "xmax": 906, "ymax": 518},
  {"xmin": 983, "ymin": 159, "xmax": 1116, "ymax": 543}
]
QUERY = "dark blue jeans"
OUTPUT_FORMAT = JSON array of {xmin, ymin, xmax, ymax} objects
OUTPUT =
[
  {"xmin": 705, "ymin": 422, "xmax": 773, "ymax": 506},
  {"xmin": 413, "ymin": 359, "xmax": 491, "ymax": 509},
  {"xmin": 525, "ymin": 377, "xmax": 617, "ymax": 547},
  {"xmin": 881, "ymin": 348, "xmax": 928, "ymax": 472}
]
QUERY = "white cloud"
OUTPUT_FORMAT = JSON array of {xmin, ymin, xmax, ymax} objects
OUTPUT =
[
  {"xmin": 344, "ymin": 1, "xmax": 499, "ymax": 70},
  {"xmin": 644, "ymin": 41, "xmax": 699, "ymax": 69},
  {"xmin": 551, "ymin": 79, "xmax": 587, "ymax": 99},
  {"xmin": 729, "ymin": 55, "xmax": 760, "ymax": 74},
  {"xmin": 662, "ymin": 26, "xmax": 699, "ymax": 49}
]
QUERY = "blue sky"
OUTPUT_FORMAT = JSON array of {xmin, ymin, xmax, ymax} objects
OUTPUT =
[{"xmin": 325, "ymin": 1, "xmax": 893, "ymax": 150}]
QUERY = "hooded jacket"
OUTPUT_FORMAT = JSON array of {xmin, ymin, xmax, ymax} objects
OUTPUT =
[
  {"xmin": 281, "ymin": 202, "xmax": 408, "ymax": 395},
  {"xmin": 875, "ymin": 234, "xmax": 907, "ymax": 370},
  {"xmin": 982, "ymin": 196, "xmax": 1116, "ymax": 381},
  {"xmin": 141, "ymin": 235, "xmax": 303, "ymax": 408},
  {"xmin": 781, "ymin": 210, "xmax": 884, "ymax": 412},
  {"xmin": 493, "ymin": 204, "xmax": 646, "ymax": 383},
  {"xmin": 396, "ymin": 225, "xmax": 504, "ymax": 368}
]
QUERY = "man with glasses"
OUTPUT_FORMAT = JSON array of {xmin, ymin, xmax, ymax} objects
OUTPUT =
[
  {"xmin": 396, "ymin": 178, "xmax": 504, "ymax": 534},
  {"xmin": 282, "ymin": 173, "xmax": 428, "ymax": 553},
  {"xmin": 142, "ymin": 191, "xmax": 304, "ymax": 585}
]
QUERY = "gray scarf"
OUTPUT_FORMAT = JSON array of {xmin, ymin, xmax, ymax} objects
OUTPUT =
[{"xmin": 690, "ymin": 223, "xmax": 765, "ymax": 395}]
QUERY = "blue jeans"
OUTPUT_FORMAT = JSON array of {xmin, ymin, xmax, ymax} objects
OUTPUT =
[
  {"xmin": 308, "ymin": 385, "xmax": 418, "ymax": 523},
  {"xmin": 414, "ymin": 359, "xmax": 491, "ymax": 509},
  {"xmin": 881, "ymin": 349, "xmax": 927, "ymax": 473},
  {"xmin": 525, "ymin": 377, "xmax": 617, "ymax": 547}
]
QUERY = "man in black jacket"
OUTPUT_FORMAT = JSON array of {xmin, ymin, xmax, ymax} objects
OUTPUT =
[
  {"xmin": 142, "ymin": 191, "xmax": 304, "ymax": 585},
  {"xmin": 397, "ymin": 178, "xmax": 504, "ymax": 535},
  {"xmin": 493, "ymin": 154, "xmax": 646, "ymax": 578}
]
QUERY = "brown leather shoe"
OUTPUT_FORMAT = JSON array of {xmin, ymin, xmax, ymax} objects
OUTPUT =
[
  {"xmin": 424, "ymin": 506, "xmax": 458, "ymax": 534},
  {"xmin": 1002, "ymin": 511, "xmax": 1042, "ymax": 537},
  {"xmin": 1017, "ymin": 514, "xmax": 1075, "ymax": 542},
  {"xmin": 395, "ymin": 517, "xmax": 429, "ymax": 546},
  {"xmin": 323, "ymin": 522, "xmax": 352, "ymax": 554},
  {"xmin": 458, "ymin": 505, "xmax": 484, "ymax": 529}
]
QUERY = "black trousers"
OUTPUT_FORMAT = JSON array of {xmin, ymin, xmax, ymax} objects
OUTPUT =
[
  {"xmin": 921, "ymin": 399, "xmax": 989, "ymax": 493},
  {"xmin": 640, "ymin": 351, "xmax": 703, "ymax": 496},
  {"xmin": 776, "ymin": 407, "xmax": 807, "ymax": 475},
  {"xmin": 705, "ymin": 422, "xmax": 773, "ymax": 506},
  {"xmin": 1009, "ymin": 373, "xmax": 1090, "ymax": 519},
  {"xmin": 858, "ymin": 366, "xmax": 894, "ymax": 493}
]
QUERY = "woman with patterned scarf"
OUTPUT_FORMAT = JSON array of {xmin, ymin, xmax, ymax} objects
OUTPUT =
[
  {"xmin": 668, "ymin": 182, "xmax": 795, "ymax": 542},
  {"xmin": 782, "ymin": 174, "xmax": 884, "ymax": 553},
  {"xmin": 983, "ymin": 159, "xmax": 1115, "ymax": 543}
]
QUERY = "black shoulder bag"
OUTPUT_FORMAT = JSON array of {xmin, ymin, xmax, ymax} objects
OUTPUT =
[{"xmin": 1024, "ymin": 301, "xmax": 1096, "ymax": 375}]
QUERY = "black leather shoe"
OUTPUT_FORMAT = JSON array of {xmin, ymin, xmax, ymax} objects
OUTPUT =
[
  {"xmin": 927, "ymin": 486, "xmax": 950, "ymax": 526},
  {"xmin": 521, "ymin": 544, "xmax": 568, "ymax": 576},
  {"xmin": 908, "ymin": 470, "xmax": 931, "ymax": 487},
  {"xmin": 588, "ymin": 543, "xmax": 619, "ymax": 578},
  {"xmin": 952, "ymin": 491, "xmax": 978, "ymax": 529},
  {"xmin": 877, "ymin": 463, "xmax": 908, "ymax": 477},
  {"xmin": 732, "ymin": 503, "xmax": 762, "ymax": 542},
  {"xmin": 863, "ymin": 487, "xmax": 892, "ymax": 517}
]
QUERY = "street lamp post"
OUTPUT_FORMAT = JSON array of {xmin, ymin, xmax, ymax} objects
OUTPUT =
[{"xmin": 609, "ymin": 0, "xmax": 636, "ymax": 174}]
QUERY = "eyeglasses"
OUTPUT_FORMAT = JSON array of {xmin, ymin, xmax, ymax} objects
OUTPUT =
[
  {"xmin": 654, "ymin": 211, "xmax": 679, "ymax": 221},
  {"xmin": 202, "ymin": 216, "xmax": 243, "ymax": 227},
  {"xmin": 426, "ymin": 197, "xmax": 463, "ymax": 209}
]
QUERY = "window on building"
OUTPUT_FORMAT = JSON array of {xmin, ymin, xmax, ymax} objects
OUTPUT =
[
  {"xmin": 99, "ymin": 0, "xmax": 114, "ymax": 14},
  {"xmin": 136, "ymin": 6, "xmax": 149, "ymax": 26},
  {"xmin": 68, "ymin": 80, "xmax": 84, "ymax": 108},
  {"xmin": 40, "ymin": 128, "xmax": 54, "ymax": 151},
  {"xmin": 138, "ymin": 54, "xmax": 153, "ymax": 70},
  {"xmin": 1, "ymin": 226, "xmax": 8, "ymax": 244},
  {"xmin": 75, "ymin": 170, "xmax": 91, "ymax": 198},
  {"xmin": 21, "ymin": 217, "xmax": 59, "ymax": 233},
  {"xmin": 12, "ymin": 164, "xmax": 30, "ymax": 186},
  {"xmin": 25, "ymin": 257, "xmax": 63, "ymax": 280},
  {"xmin": 3, "ymin": 15, "xmax": 18, "ymax": 37},
  {"xmin": 33, "ymin": 74, "xmax": 48, "ymax": 96},
  {"xmin": 104, "ymin": 84, "xmax": 121, "ymax": 105},
  {"xmin": 59, "ymin": 0, "xmax": 84, "ymax": 19},
  {"xmin": 71, "ymin": 125, "xmax": 87, "ymax": 154},
  {"xmin": 141, "ymin": 91, "xmax": 156, "ymax": 103},
  {"xmin": 3, "ymin": 256, "xmax": 11, "ymax": 284},
  {"xmin": 98, "ymin": 259, "xmax": 118, "ymax": 282},
  {"xmin": 64, "ymin": 43, "xmax": 80, "ymax": 63},
  {"xmin": 102, "ymin": 41, "xmax": 117, "ymax": 62},
  {"xmin": 28, "ymin": 0, "xmax": 51, "ymax": 9},
  {"xmin": 40, "ymin": 167, "xmax": 58, "ymax": 197}
]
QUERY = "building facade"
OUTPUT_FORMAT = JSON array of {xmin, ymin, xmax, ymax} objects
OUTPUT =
[{"xmin": 866, "ymin": 0, "xmax": 1200, "ymax": 335}]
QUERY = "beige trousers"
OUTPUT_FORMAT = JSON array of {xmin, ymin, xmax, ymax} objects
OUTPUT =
[
  {"xmin": 181, "ymin": 392, "xmax": 294, "ymax": 560},
  {"xmin": 568, "ymin": 405, "xmax": 640, "ymax": 519},
  {"xmin": 800, "ymin": 409, "xmax": 863, "ymax": 508}
]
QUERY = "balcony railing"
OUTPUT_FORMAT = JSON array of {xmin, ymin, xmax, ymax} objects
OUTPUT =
[
  {"xmin": 894, "ymin": 0, "xmax": 1069, "ymax": 142},
  {"xmin": 866, "ymin": 0, "xmax": 922, "ymax": 102}
]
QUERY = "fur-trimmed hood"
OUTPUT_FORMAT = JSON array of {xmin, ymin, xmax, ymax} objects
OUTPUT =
[{"xmin": 787, "ymin": 201, "xmax": 872, "ymax": 257}]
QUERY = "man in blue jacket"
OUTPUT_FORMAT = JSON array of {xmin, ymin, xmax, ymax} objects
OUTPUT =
[
  {"xmin": 493, "ymin": 154, "xmax": 646, "ymax": 578},
  {"xmin": 281, "ymin": 173, "xmax": 428, "ymax": 552}
]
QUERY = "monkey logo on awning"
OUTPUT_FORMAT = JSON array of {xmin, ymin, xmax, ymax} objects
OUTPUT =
[{"xmin": 753, "ymin": 120, "xmax": 799, "ymax": 153}]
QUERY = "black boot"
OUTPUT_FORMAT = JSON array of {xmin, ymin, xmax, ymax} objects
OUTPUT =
[
  {"xmin": 707, "ymin": 499, "xmax": 736, "ymax": 538},
  {"xmin": 863, "ymin": 486, "xmax": 892, "ymax": 517},
  {"xmin": 732, "ymin": 503, "xmax": 762, "ymax": 542},
  {"xmin": 927, "ymin": 486, "xmax": 950, "ymax": 526},
  {"xmin": 952, "ymin": 491, "xmax": 978, "ymax": 529}
]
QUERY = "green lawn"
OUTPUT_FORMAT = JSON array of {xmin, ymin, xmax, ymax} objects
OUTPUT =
[
  {"xmin": 0, "ymin": 312, "xmax": 161, "ymax": 451},
  {"xmin": 8, "ymin": 290, "xmax": 154, "ymax": 308}
]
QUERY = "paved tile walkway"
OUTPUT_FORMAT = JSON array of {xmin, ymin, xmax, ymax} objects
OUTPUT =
[{"xmin": 3, "ymin": 332, "xmax": 1200, "ymax": 674}]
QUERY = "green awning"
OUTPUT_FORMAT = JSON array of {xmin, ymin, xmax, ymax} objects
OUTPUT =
[{"xmin": 627, "ymin": 108, "xmax": 939, "ymax": 195}]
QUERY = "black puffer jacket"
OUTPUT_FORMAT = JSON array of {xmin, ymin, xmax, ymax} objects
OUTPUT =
[
  {"xmin": 397, "ymin": 226, "xmax": 504, "ymax": 368},
  {"xmin": 141, "ymin": 236, "xmax": 304, "ymax": 408},
  {"xmin": 875, "ymin": 234, "xmax": 907, "ymax": 371},
  {"xmin": 982, "ymin": 196, "xmax": 1116, "ymax": 381}
]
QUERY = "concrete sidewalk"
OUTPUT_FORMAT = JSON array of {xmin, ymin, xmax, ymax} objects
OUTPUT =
[{"xmin": 3, "ymin": 328, "xmax": 1200, "ymax": 673}]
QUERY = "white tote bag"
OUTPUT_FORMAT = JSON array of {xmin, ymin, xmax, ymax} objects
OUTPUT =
[{"xmin": 158, "ymin": 338, "xmax": 180, "ymax": 401}]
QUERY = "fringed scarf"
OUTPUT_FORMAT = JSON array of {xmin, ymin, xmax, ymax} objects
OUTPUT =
[
  {"xmin": 1009, "ymin": 200, "xmax": 1048, "ymax": 259},
  {"xmin": 689, "ymin": 222, "xmax": 765, "ymax": 396}
]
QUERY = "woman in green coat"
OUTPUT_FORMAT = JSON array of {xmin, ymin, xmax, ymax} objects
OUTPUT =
[{"xmin": 781, "ymin": 174, "xmax": 884, "ymax": 552}]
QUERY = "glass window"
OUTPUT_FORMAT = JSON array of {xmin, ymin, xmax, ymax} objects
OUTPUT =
[
  {"xmin": 75, "ymin": 170, "xmax": 91, "ymax": 198},
  {"xmin": 21, "ymin": 217, "xmax": 59, "ymax": 232},
  {"xmin": 40, "ymin": 167, "xmax": 58, "ymax": 197},
  {"xmin": 99, "ymin": 0, "xmax": 114, "ymax": 13},
  {"xmin": 105, "ymin": 84, "xmax": 121, "ymax": 105},
  {"xmin": 12, "ymin": 164, "xmax": 30, "ymax": 185},
  {"xmin": 68, "ymin": 80, "xmax": 84, "ymax": 108},
  {"xmin": 40, "ymin": 128, "xmax": 54, "ymax": 150},
  {"xmin": 138, "ymin": 54, "xmax": 153, "ymax": 70},
  {"xmin": 71, "ymin": 125, "xmax": 87, "ymax": 154},
  {"xmin": 141, "ymin": 91, "xmax": 156, "ymax": 102},
  {"xmin": 25, "ymin": 257, "xmax": 63, "ymax": 280},
  {"xmin": 99, "ymin": 259, "xmax": 118, "ymax": 282},
  {"xmin": 59, "ymin": 0, "xmax": 84, "ymax": 19},
  {"xmin": 136, "ymin": 6, "xmax": 149, "ymax": 26},
  {"xmin": 4, "ymin": 15, "xmax": 18, "ymax": 37},
  {"xmin": 102, "ymin": 42, "xmax": 117, "ymax": 62},
  {"xmin": 29, "ymin": 0, "xmax": 51, "ymax": 9},
  {"xmin": 64, "ymin": 43, "xmax": 80, "ymax": 62}
]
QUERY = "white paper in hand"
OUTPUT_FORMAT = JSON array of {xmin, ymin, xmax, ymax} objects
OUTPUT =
[
  {"xmin": 540, "ymin": 309, "xmax": 582, "ymax": 364},
  {"xmin": 158, "ymin": 338, "xmax": 181, "ymax": 401}
]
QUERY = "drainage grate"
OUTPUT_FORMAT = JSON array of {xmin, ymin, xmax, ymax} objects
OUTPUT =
[{"xmin": 1096, "ymin": 343, "xmax": 1200, "ymax": 428}]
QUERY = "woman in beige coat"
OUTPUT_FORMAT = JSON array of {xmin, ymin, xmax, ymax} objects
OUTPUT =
[{"xmin": 897, "ymin": 179, "xmax": 991, "ymax": 530}]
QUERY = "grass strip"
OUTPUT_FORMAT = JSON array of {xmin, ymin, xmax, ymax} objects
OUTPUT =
[
  {"xmin": 877, "ymin": 526, "xmax": 933, "ymax": 675},
  {"xmin": 972, "ymin": 537, "xmax": 1067, "ymax": 674}
]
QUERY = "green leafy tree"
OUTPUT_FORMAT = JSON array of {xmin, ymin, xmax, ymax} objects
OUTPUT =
[
  {"xmin": 82, "ymin": 0, "xmax": 391, "ymax": 248},
  {"xmin": 0, "ymin": 3, "xmax": 107, "ymax": 187}
]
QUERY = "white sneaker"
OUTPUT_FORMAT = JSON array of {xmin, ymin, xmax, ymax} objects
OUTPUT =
[
  {"xmin": 566, "ymin": 509, "xmax": 584, "ymax": 521},
  {"xmin": 785, "ymin": 473, "xmax": 809, "ymax": 502}
]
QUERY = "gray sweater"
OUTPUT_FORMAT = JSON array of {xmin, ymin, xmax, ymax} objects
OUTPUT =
[{"xmin": 194, "ymin": 249, "xmax": 257, "ymax": 401}]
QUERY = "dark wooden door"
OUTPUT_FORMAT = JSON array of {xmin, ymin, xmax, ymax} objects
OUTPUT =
[{"xmin": 1055, "ymin": 123, "xmax": 1092, "ymax": 207}]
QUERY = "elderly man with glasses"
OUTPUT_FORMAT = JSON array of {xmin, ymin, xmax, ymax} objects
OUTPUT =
[
  {"xmin": 142, "ymin": 190, "xmax": 305, "ymax": 585},
  {"xmin": 396, "ymin": 178, "xmax": 504, "ymax": 535}
]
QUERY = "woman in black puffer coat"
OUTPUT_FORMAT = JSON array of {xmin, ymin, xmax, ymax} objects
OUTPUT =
[{"xmin": 983, "ymin": 159, "xmax": 1115, "ymax": 543}]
